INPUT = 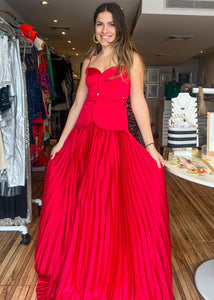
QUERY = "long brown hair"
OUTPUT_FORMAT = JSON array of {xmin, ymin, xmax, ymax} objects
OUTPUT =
[{"xmin": 89, "ymin": 2, "xmax": 138, "ymax": 76}]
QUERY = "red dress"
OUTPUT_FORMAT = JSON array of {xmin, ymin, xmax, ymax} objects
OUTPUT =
[{"xmin": 35, "ymin": 65, "xmax": 173, "ymax": 299}]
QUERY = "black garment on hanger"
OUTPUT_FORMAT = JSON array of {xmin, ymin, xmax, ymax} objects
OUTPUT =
[
  {"xmin": 0, "ymin": 182, "xmax": 27, "ymax": 219},
  {"xmin": 51, "ymin": 53, "xmax": 68, "ymax": 106},
  {"xmin": 0, "ymin": 86, "xmax": 11, "ymax": 112}
]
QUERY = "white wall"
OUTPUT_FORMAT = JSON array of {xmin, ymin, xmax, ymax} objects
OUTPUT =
[
  {"xmin": 146, "ymin": 58, "xmax": 198, "ymax": 99},
  {"xmin": 141, "ymin": 0, "xmax": 214, "ymax": 16},
  {"xmin": 146, "ymin": 58, "xmax": 198, "ymax": 135},
  {"xmin": 198, "ymin": 53, "xmax": 214, "ymax": 87},
  {"xmin": 175, "ymin": 58, "xmax": 198, "ymax": 84}
]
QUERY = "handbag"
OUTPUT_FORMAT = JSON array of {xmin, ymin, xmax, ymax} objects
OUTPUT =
[
  {"xmin": 198, "ymin": 86, "xmax": 207, "ymax": 117},
  {"xmin": 168, "ymin": 114, "xmax": 197, "ymax": 148}
]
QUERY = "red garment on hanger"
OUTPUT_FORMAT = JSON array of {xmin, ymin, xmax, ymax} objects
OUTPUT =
[{"xmin": 19, "ymin": 24, "xmax": 37, "ymax": 41}]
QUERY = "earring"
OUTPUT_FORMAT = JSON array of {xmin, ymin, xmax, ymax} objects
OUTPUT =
[{"xmin": 93, "ymin": 34, "xmax": 99, "ymax": 44}]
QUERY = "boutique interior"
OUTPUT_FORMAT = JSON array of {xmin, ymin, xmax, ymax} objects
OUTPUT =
[{"xmin": 0, "ymin": 0, "xmax": 214, "ymax": 299}]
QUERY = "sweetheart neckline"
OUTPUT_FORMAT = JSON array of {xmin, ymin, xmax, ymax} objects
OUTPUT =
[{"xmin": 87, "ymin": 66, "xmax": 117, "ymax": 74}]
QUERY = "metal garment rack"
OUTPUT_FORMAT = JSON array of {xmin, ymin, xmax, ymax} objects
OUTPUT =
[
  {"xmin": 0, "ymin": 198, "xmax": 42, "ymax": 245},
  {"xmin": 0, "ymin": 12, "xmax": 42, "ymax": 244}
]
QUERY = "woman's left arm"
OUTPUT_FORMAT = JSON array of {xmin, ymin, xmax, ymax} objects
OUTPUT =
[{"xmin": 129, "ymin": 52, "xmax": 164, "ymax": 168}]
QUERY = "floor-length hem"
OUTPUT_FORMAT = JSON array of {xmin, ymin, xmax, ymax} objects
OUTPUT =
[{"xmin": 35, "ymin": 122, "xmax": 173, "ymax": 300}]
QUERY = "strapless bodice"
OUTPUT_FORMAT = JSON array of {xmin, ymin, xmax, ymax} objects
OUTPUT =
[{"xmin": 76, "ymin": 66, "xmax": 130, "ymax": 131}]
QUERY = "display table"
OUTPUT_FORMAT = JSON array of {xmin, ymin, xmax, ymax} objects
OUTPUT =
[
  {"xmin": 164, "ymin": 153, "xmax": 214, "ymax": 188},
  {"xmin": 165, "ymin": 152, "xmax": 214, "ymax": 300}
]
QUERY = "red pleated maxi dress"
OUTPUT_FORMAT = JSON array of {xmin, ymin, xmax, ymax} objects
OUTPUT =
[{"xmin": 35, "ymin": 64, "xmax": 173, "ymax": 300}]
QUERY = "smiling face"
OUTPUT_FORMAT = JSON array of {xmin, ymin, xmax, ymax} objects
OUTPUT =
[{"xmin": 95, "ymin": 11, "xmax": 116, "ymax": 47}]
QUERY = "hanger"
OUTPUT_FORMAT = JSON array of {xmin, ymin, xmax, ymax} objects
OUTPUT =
[
  {"xmin": 0, "ymin": 23, "xmax": 13, "ymax": 37},
  {"xmin": 0, "ymin": 17, "xmax": 16, "ymax": 37},
  {"xmin": 18, "ymin": 29, "xmax": 33, "ymax": 48},
  {"xmin": 0, "ymin": 9, "xmax": 22, "ymax": 29},
  {"xmin": 0, "ymin": 9, "xmax": 15, "ymax": 18},
  {"xmin": 18, "ymin": 30, "xmax": 34, "ymax": 61}
]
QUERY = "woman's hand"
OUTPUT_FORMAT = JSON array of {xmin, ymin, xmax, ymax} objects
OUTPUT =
[
  {"xmin": 50, "ymin": 142, "xmax": 64, "ymax": 160},
  {"xmin": 146, "ymin": 144, "xmax": 164, "ymax": 169}
]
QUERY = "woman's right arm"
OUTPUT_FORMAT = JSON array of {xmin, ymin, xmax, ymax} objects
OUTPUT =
[{"xmin": 51, "ymin": 58, "xmax": 89, "ymax": 159}]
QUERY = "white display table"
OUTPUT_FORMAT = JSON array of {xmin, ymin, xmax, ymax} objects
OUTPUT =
[
  {"xmin": 164, "ymin": 154, "xmax": 214, "ymax": 188},
  {"xmin": 165, "ymin": 152, "xmax": 214, "ymax": 300}
]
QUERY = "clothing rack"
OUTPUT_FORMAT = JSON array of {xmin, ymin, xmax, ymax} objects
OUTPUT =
[
  {"xmin": 0, "ymin": 17, "xmax": 41, "ymax": 245},
  {"xmin": 0, "ymin": 15, "xmax": 33, "ymax": 50}
]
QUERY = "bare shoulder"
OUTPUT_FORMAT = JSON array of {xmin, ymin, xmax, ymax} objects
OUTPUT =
[
  {"xmin": 129, "ymin": 52, "xmax": 145, "ymax": 95},
  {"xmin": 130, "ymin": 52, "xmax": 145, "ymax": 82},
  {"xmin": 82, "ymin": 57, "xmax": 90, "ymax": 70},
  {"xmin": 79, "ymin": 57, "xmax": 92, "ymax": 79},
  {"xmin": 132, "ymin": 51, "xmax": 144, "ymax": 71}
]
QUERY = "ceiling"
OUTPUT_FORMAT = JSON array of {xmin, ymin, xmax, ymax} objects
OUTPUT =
[
  {"xmin": 133, "ymin": 13, "xmax": 214, "ymax": 66},
  {"xmin": 3, "ymin": 0, "xmax": 140, "ymax": 57},
  {"xmin": 3, "ymin": 0, "xmax": 214, "ymax": 66}
]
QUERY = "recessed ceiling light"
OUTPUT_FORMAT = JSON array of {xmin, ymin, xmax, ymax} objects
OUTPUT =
[
  {"xmin": 76, "ymin": 53, "xmax": 79, "ymax": 56},
  {"xmin": 53, "ymin": 19, "xmax": 58, "ymax": 23},
  {"xmin": 68, "ymin": 40, "xmax": 71, "ymax": 43},
  {"xmin": 41, "ymin": 1, "xmax": 49, "ymax": 5},
  {"xmin": 62, "ymin": 31, "xmax": 66, "ymax": 35},
  {"xmin": 200, "ymin": 50, "xmax": 203, "ymax": 54},
  {"xmin": 72, "ymin": 47, "xmax": 75, "ymax": 50}
]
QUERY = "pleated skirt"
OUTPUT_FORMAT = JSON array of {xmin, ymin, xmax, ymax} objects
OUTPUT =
[{"xmin": 35, "ymin": 122, "xmax": 173, "ymax": 299}]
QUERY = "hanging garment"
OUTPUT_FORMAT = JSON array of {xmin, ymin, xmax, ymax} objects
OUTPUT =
[
  {"xmin": 39, "ymin": 49, "xmax": 51, "ymax": 119},
  {"xmin": 65, "ymin": 63, "xmax": 74, "ymax": 107},
  {"xmin": 19, "ymin": 24, "xmax": 37, "ymax": 42},
  {"xmin": 127, "ymin": 96, "xmax": 143, "ymax": 145},
  {"xmin": 51, "ymin": 54, "xmax": 68, "ymax": 105},
  {"xmin": 0, "ymin": 183, "xmax": 27, "ymax": 219},
  {"xmin": 61, "ymin": 80, "xmax": 70, "ymax": 109},
  {"xmin": 1, "ymin": 39, "xmax": 25, "ymax": 187},
  {"xmin": 34, "ymin": 36, "xmax": 45, "ymax": 51},
  {"xmin": 0, "ymin": 129, "xmax": 6, "ymax": 170},
  {"xmin": 25, "ymin": 67, "xmax": 42, "ymax": 120},
  {"xmin": 22, "ymin": 61, "xmax": 32, "ymax": 223},
  {"xmin": 0, "ymin": 61, "xmax": 32, "ymax": 225},
  {"xmin": 31, "ymin": 114, "xmax": 47, "ymax": 168},
  {"xmin": 0, "ymin": 34, "xmax": 12, "ymax": 89},
  {"xmin": 0, "ymin": 30, "xmax": 32, "ymax": 225},
  {"xmin": 35, "ymin": 65, "xmax": 173, "ymax": 300},
  {"xmin": 0, "ymin": 180, "xmax": 21, "ymax": 197},
  {"xmin": 44, "ymin": 44, "xmax": 57, "ymax": 101}
]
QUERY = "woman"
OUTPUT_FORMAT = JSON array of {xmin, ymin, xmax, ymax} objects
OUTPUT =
[{"xmin": 35, "ymin": 2, "xmax": 173, "ymax": 299}]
